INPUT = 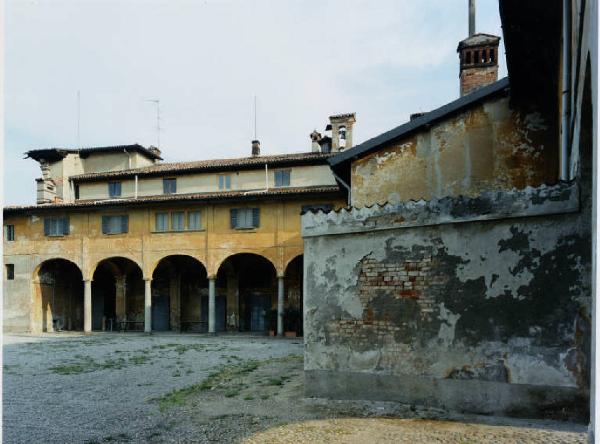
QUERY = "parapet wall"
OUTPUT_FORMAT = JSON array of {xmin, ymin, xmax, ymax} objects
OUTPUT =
[{"xmin": 302, "ymin": 181, "xmax": 590, "ymax": 420}]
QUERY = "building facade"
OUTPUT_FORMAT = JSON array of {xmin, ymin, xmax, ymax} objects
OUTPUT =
[
  {"xmin": 302, "ymin": 0, "xmax": 594, "ymax": 421},
  {"xmin": 4, "ymin": 124, "xmax": 349, "ymax": 335}
]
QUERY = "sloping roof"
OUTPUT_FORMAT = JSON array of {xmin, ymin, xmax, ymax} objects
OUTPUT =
[
  {"xmin": 328, "ymin": 77, "xmax": 510, "ymax": 181},
  {"xmin": 71, "ymin": 152, "xmax": 334, "ymax": 182},
  {"xmin": 3, "ymin": 185, "xmax": 342, "ymax": 215},
  {"xmin": 25, "ymin": 144, "xmax": 163, "ymax": 162}
]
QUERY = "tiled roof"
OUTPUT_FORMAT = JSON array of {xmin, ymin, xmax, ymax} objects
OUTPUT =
[
  {"xmin": 70, "ymin": 152, "xmax": 334, "ymax": 182},
  {"xmin": 25, "ymin": 144, "xmax": 163, "ymax": 162},
  {"xmin": 4, "ymin": 185, "xmax": 342, "ymax": 214}
]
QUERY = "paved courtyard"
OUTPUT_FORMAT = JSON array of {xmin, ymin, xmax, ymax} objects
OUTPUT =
[{"xmin": 3, "ymin": 334, "xmax": 589, "ymax": 443}]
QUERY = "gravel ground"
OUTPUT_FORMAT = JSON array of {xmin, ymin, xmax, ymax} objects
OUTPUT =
[{"xmin": 3, "ymin": 333, "xmax": 588, "ymax": 443}]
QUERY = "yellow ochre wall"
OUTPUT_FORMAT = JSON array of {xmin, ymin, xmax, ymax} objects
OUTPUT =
[
  {"xmin": 350, "ymin": 96, "xmax": 558, "ymax": 207},
  {"xmin": 3, "ymin": 196, "xmax": 342, "ymax": 331}
]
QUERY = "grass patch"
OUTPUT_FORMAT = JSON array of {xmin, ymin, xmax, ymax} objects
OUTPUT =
[
  {"xmin": 152, "ymin": 359, "xmax": 261, "ymax": 411},
  {"xmin": 49, "ymin": 352, "xmax": 154, "ymax": 375}
]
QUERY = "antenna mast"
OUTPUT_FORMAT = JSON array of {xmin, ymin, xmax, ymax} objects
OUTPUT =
[{"xmin": 145, "ymin": 99, "xmax": 161, "ymax": 147}]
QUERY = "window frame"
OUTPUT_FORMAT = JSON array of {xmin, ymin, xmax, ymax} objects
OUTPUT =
[
  {"xmin": 5, "ymin": 224, "xmax": 15, "ymax": 241},
  {"xmin": 101, "ymin": 215, "xmax": 129, "ymax": 235},
  {"xmin": 274, "ymin": 169, "xmax": 291, "ymax": 188},
  {"xmin": 230, "ymin": 208, "xmax": 260, "ymax": 230},
  {"xmin": 163, "ymin": 178, "xmax": 177, "ymax": 194},
  {"xmin": 188, "ymin": 211, "xmax": 202, "ymax": 231},
  {"xmin": 108, "ymin": 181, "xmax": 122, "ymax": 198},
  {"xmin": 155, "ymin": 212, "xmax": 169, "ymax": 232},
  {"xmin": 171, "ymin": 211, "xmax": 185, "ymax": 231},
  {"xmin": 152, "ymin": 210, "xmax": 203, "ymax": 233},
  {"xmin": 218, "ymin": 174, "xmax": 232, "ymax": 190},
  {"xmin": 44, "ymin": 216, "xmax": 70, "ymax": 237}
]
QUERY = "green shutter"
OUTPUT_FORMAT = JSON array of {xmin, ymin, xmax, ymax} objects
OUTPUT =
[
  {"xmin": 44, "ymin": 218, "xmax": 50, "ymax": 236},
  {"xmin": 62, "ymin": 216, "xmax": 70, "ymax": 235},
  {"xmin": 252, "ymin": 208, "xmax": 260, "ymax": 228},
  {"xmin": 230, "ymin": 209, "xmax": 238, "ymax": 229},
  {"xmin": 120, "ymin": 215, "xmax": 129, "ymax": 233},
  {"xmin": 102, "ymin": 216, "xmax": 109, "ymax": 234}
]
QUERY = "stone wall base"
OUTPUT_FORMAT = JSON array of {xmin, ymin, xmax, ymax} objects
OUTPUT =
[{"xmin": 305, "ymin": 369, "xmax": 588, "ymax": 422}]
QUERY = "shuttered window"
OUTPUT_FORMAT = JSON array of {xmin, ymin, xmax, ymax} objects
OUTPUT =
[
  {"xmin": 155, "ymin": 213, "xmax": 168, "ymax": 232},
  {"xmin": 218, "ymin": 175, "xmax": 232, "ymax": 190},
  {"xmin": 171, "ymin": 212, "xmax": 185, "ymax": 231},
  {"xmin": 163, "ymin": 178, "xmax": 177, "ymax": 194},
  {"xmin": 108, "ymin": 181, "xmax": 122, "ymax": 198},
  {"xmin": 5, "ymin": 225, "xmax": 15, "ymax": 241},
  {"xmin": 274, "ymin": 170, "xmax": 290, "ymax": 187},
  {"xmin": 102, "ymin": 215, "xmax": 129, "ymax": 234},
  {"xmin": 188, "ymin": 211, "xmax": 201, "ymax": 230},
  {"xmin": 230, "ymin": 208, "xmax": 259, "ymax": 229},
  {"xmin": 44, "ymin": 217, "xmax": 70, "ymax": 237}
]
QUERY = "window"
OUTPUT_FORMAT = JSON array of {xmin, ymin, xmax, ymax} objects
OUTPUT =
[
  {"xmin": 44, "ymin": 217, "xmax": 70, "ymax": 237},
  {"xmin": 5, "ymin": 225, "xmax": 14, "ymax": 241},
  {"xmin": 102, "ymin": 215, "xmax": 129, "ymax": 234},
  {"xmin": 218, "ymin": 175, "xmax": 232, "ymax": 190},
  {"xmin": 301, "ymin": 203, "xmax": 334, "ymax": 214},
  {"xmin": 5, "ymin": 264, "xmax": 14, "ymax": 280},
  {"xmin": 230, "ymin": 208, "xmax": 259, "ymax": 229},
  {"xmin": 171, "ymin": 212, "xmax": 185, "ymax": 231},
  {"xmin": 74, "ymin": 184, "xmax": 80, "ymax": 200},
  {"xmin": 466, "ymin": 51, "xmax": 472, "ymax": 64},
  {"xmin": 274, "ymin": 170, "xmax": 291, "ymax": 187},
  {"xmin": 188, "ymin": 211, "xmax": 202, "ymax": 230},
  {"xmin": 474, "ymin": 50, "xmax": 479, "ymax": 64},
  {"xmin": 163, "ymin": 178, "xmax": 177, "ymax": 194},
  {"xmin": 489, "ymin": 48, "xmax": 495, "ymax": 63},
  {"xmin": 155, "ymin": 213, "xmax": 169, "ymax": 232},
  {"xmin": 108, "ymin": 181, "xmax": 122, "ymax": 198}
]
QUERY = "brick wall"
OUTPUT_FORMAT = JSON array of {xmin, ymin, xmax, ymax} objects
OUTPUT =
[{"xmin": 460, "ymin": 66, "xmax": 498, "ymax": 96}]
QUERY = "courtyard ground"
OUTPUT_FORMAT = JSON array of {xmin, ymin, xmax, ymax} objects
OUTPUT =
[{"xmin": 3, "ymin": 333, "xmax": 588, "ymax": 443}]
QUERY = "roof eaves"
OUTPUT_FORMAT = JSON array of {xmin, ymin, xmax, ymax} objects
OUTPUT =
[{"xmin": 328, "ymin": 77, "xmax": 510, "ymax": 169}]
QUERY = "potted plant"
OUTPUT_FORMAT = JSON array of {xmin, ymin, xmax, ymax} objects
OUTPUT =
[{"xmin": 265, "ymin": 308, "xmax": 278, "ymax": 336}]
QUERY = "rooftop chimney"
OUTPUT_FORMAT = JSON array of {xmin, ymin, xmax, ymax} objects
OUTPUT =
[
  {"xmin": 251, "ymin": 140, "xmax": 260, "ymax": 157},
  {"xmin": 310, "ymin": 130, "xmax": 322, "ymax": 152},
  {"xmin": 328, "ymin": 113, "xmax": 356, "ymax": 152},
  {"xmin": 457, "ymin": 0, "xmax": 500, "ymax": 96}
]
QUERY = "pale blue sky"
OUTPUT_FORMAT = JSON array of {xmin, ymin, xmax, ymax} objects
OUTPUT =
[{"xmin": 5, "ymin": 0, "xmax": 506, "ymax": 205}]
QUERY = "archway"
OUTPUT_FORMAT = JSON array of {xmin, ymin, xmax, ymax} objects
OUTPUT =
[
  {"xmin": 216, "ymin": 253, "xmax": 277, "ymax": 333},
  {"xmin": 34, "ymin": 259, "xmax": 84, "ymax": 332},
  {"xmin": 152, "ymin": 255, "xmax": 208, "ymax": 332},
  {"xmin": 284, "ymin": 255, "xmax": 303, "ymax": 336},
  {"xmin": 92, "ymin": 257, "xmax": 144, "ymax": 331}
]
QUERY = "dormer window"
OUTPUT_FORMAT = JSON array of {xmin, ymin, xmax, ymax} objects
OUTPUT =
[
  {"xmin": 108, "ymin": 181, "xmax": 122, "ymax": 198},
  {"xmin": 163, "ymin": 178, "xmax": 177, "ymax": 194}
]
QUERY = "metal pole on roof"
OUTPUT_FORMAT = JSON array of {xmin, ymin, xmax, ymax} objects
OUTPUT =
[{"xmin": 469, "ymin": 0, "xmax": 476, "ymax": 36}]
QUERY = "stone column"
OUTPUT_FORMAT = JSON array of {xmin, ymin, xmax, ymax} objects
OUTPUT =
[
  {"xmin": 144, "ymin": 278, "xmax": 152, "ymax": 333},
  {"xmin": 115, "ymin": 275, "xmax": 126, "ymax": 320},
  {"xmin": 84, "ymin": 279, "xmax": 92, "ymax": 333},
  {"xmin": 208, "ymin": 277, "xmax": 216, "ymax": 334},
  {"xmin": 277, "ymin": 276, "xmax": 284, "ymax": 336}
]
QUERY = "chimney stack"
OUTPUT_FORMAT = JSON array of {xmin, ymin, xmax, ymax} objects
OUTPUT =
[
  {"xmin": 310, "ymin": 130, "xmax": 322, "ymax": 152},
  {"xmin": 457, "ymin": 0, "xmax": 500, "ymax": 96},
  {"xmin": 251, "ymin": 140, "xmax": 260, "ymax": 157},
  {"xmin": 328, "ymin": 113, "xmax": 356, "ymax": 152}
]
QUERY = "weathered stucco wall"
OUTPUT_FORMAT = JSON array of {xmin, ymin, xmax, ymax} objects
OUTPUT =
[
  {"xmin": 3, "ymin": 195, "xmax": 342, "ymax": 332},
  {"xmin": 77, "ymin": 165, "xmax": 337, "ymax": 201},
  {"xmin": 302, "ymin": 182, "xmax": 590, "ymax": 419},
  {"xmin": 350, "ymin": 96, "xmax": 559, "ymax": 207}
]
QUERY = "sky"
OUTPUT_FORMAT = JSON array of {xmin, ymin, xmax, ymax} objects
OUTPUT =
[{"xmin": 5, "ymin": 0, "xmax": 506, "ymax": 205}]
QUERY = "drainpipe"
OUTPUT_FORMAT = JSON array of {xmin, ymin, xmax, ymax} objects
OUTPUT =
[
  {"xmin": 560, "ymin": 0, "xmax": 571, "ymax": 181},
  {"xmin": 134, "ymin": 174, "xmax": 138, "ymax": 199},
  {"xmin": 332, "ymin": 171, "xmax": 351, "ymax": 206},
  {"xmin": 264, "ymin": 163, "xmax": 269, "ymax": 191}
]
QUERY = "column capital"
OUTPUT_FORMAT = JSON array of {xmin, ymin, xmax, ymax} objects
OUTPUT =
[
  {"xmin": 143, "ymin": 277, "xmax": 153, "ymax": 282},
  {"xmin": 207, "ymin": 275, "xmax": 217, "ymax": 281},
  {"xmin": 277, "ymin": 274, "xmax": 285, "ymax": 280},
  {"xmin": 83, "ymin": 278, "xmax": 93, "ymax": 283}
]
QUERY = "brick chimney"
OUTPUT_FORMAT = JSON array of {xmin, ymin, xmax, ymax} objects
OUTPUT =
[
  {"xmin": 251, "ymin": 140, "xmax": 260, "ymax": 157},
  {"xmin": 457, "ymin": 0, "xmax": 500, "ymax": 96}
]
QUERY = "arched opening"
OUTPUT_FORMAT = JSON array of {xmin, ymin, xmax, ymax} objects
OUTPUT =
[
  {"xmin": 152, "ymin": 255, "xmax": 208, "ymax": 332},
  {"xmin": 34, "ymin": 259, "xmax": 84, "ymax": 332},
  {"xmin": 92, "ymin": 257, "xmax": 144, "ymax": 332},
  {"xmin": 216, "ymin": 253, "xmax": 277, "ymax": 333},
  {"xmin": 284, "ymin": 255, "xmax": 303, "ymax": 336}
]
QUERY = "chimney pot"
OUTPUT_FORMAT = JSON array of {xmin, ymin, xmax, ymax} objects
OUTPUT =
[{"xmin": 251, "ymin": 140, "xmax": 260, "ymax": 157}]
